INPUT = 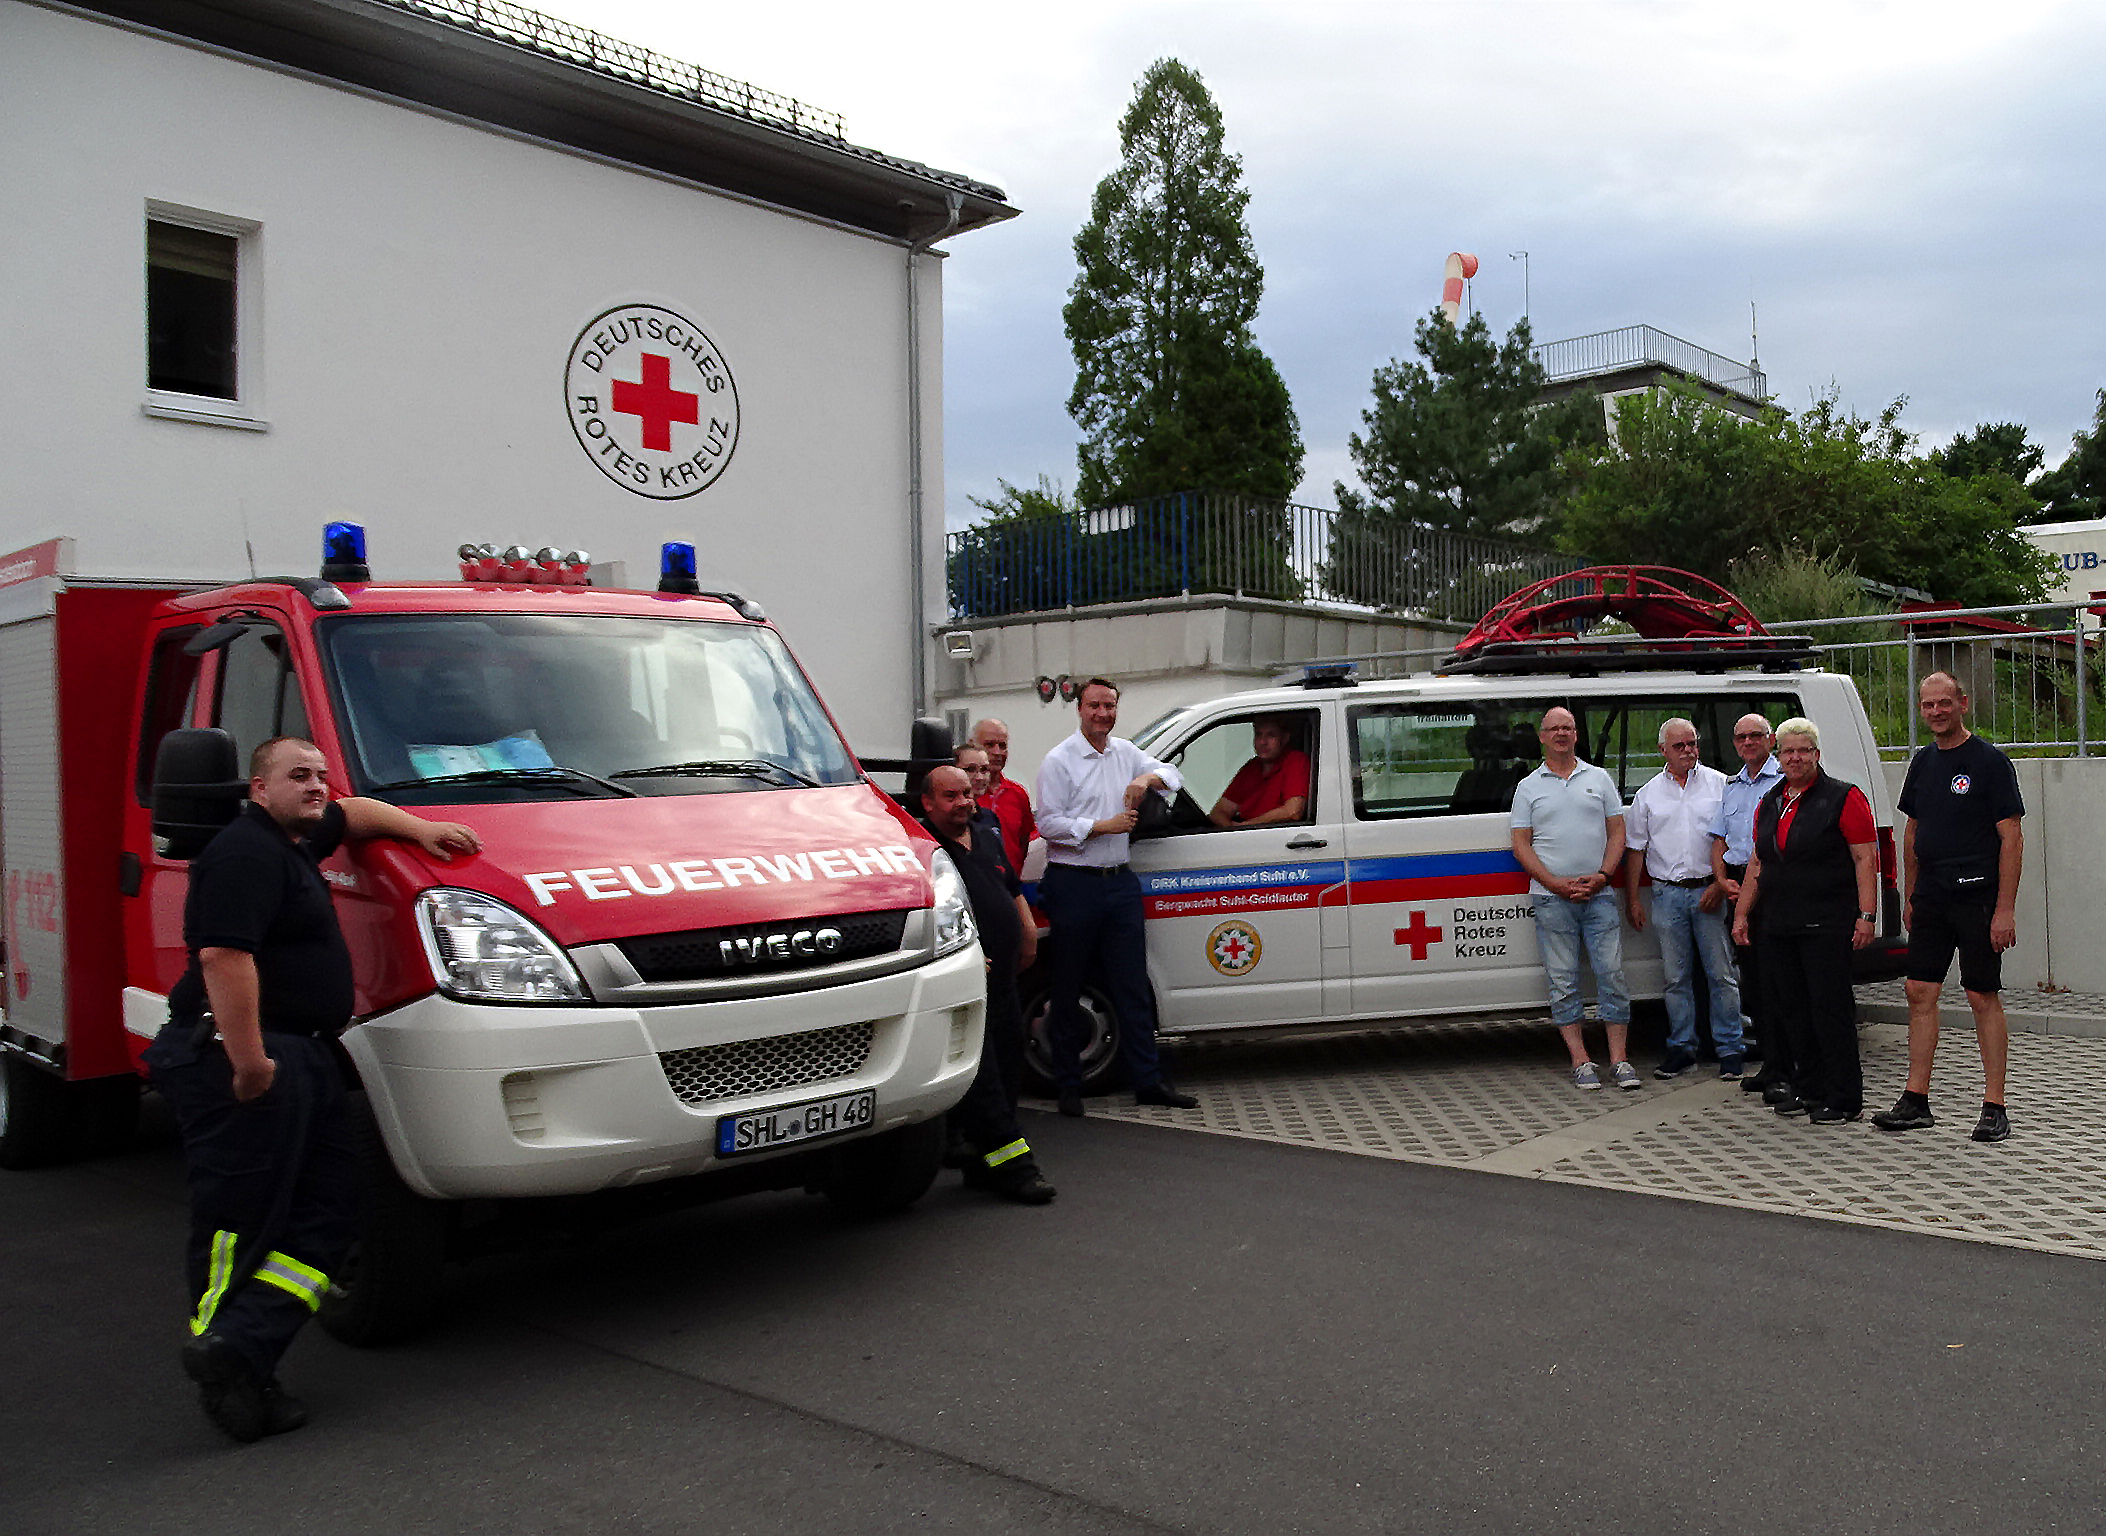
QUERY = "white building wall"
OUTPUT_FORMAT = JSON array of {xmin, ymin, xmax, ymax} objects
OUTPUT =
[
  {"xmin": 2022, "ymin": 517, "xmax": 2106, "ymax": 607},
  {"xmin": 0, "ymin": 2, "xmax": 942, "ymax": 753}
]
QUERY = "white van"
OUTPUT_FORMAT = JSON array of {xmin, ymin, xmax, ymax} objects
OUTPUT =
[{"xmin": 1027, "ymin": 660, "xmax": 1906, "ymax": 1091}]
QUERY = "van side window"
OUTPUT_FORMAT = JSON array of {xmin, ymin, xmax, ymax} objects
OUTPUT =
[
  {"xmin": 216, "ymin": 624, "xmax": 309, "ymax": 770},
  {"xmin": 134, "ymin": 628, "xmax": 205, "ymax": 804},
  {"xmin": 1568, "ymin": 695, "xmax": 1802, "ymax": 798},
  {"xmin": 1349, "ymin": 702, "xmax": 1544, "ymax": 819},
  {"xmin": 1167, "ymin": 710, "xmax": 1318, "ymax": 826}
]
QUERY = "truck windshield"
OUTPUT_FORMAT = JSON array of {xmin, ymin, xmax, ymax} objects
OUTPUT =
[{"xmin": 319, "ymin": 613, "xmax": 860, "ymax": 803}]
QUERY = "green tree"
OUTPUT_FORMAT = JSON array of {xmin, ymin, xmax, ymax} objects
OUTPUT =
[
  {"xmin": 1064, "ymin": 59, "xmax": 1302, "ymax": 507},
  {"xmin": 966, "ymin": 475, "xmax": 1073, "ymax": 523},
  {"xmin": 1929, "ymin": 421, "xmax": 2044, "ymax": 484},
  {"xmin": 1559, "ymin": 383, "xmax": 2054, "ymax": 609},
  {"xmin": 2032, "ymin": 389, "xmax": 2106, "ymax": 523},
  {"xmin": 1334, "ymin": 309, "xmax": 1605, "ymax": 543}
]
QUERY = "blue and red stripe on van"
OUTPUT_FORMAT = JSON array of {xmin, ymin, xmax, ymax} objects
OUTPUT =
[{"xmin": 1141, "ymin": 850, "xmax": 1531, "ymax": 919}]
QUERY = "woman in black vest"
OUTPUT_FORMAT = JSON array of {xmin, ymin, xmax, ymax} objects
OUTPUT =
[{"xmin": 1730, "ymin": 718, "xmax": 1880, "ymax": 1124}]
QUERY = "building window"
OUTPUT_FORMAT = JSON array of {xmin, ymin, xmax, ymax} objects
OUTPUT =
[{"xmin": 145, "ymin": 206, "xmax": 265, "ymax": 429}]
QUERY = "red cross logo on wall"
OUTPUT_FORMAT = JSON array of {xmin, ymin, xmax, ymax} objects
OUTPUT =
[
  {"xmin": 1393, "ymin": 910, "xmax": 1444, "ymax": 961},
  {"xmin": 611, "ymin": 354, "xmax": 700, "ymax": 452}
]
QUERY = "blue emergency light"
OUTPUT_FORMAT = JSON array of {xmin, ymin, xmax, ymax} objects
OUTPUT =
[
  {"xmin": 658, "ymin": 540, "xmax": 701, "ymax": 595},
  {"xmin": 320, "ymin": 521, "xmax": 371, "ymax": 583}
]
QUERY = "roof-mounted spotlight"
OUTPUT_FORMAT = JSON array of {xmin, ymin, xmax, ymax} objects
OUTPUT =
[
  {"xmin": 320, "ymin": 521, "xmax": 370, "ymax": 583},
  {"xmin": 942, "ymin": 630, "xmax": 977, "ymax": 660}
]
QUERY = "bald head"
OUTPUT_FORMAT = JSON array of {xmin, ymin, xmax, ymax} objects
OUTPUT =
[
  {"xmin": 1918, "ymin": 669, "xmax": 1971, "ymax": 745},
  {"xmin": 1731, "ymin": 713, "xmax": 1774, "ymax": 770},
  {"xmin": 920, "ymin": 764, "xmax": 977, "ymax": 840}
]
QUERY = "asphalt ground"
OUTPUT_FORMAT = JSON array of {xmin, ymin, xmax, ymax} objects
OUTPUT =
[{"xmin": 2, "ymin": 1095, "xmax": 2102, "ymax": 1536}]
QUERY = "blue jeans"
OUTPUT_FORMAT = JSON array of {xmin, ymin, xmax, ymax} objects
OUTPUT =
[
  {"xmin": 1532, "ymin": 890, "xmax": 1630, "ymax": 1027},
  {"xmin": 1650, "ymin": 883, "xmax": 1744, "ymax": 1057}
]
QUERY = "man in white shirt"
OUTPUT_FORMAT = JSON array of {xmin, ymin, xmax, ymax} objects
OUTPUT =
[
  {"xmin": 1035, "ymin": 677, "xmax": 1198, "ymax": 1116},
  {"xmin": 1625, "ymin": 717, "xmax": 1743, "ymax": 1080}
]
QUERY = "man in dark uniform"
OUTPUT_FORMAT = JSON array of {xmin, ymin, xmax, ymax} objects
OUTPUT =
[
  {"xmin": 144, "ymin": 736, "xmax": 478, "ymax": 1441},
  {"xmin": 918, "ymin": 765, "xmax": 1055, "ymax": 1205},
  {"xmin": 1873, "ymin": 672, "xmax": 2025, "ymax": 1141}
]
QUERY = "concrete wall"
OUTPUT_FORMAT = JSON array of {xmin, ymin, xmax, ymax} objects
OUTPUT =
[
  {"xmin": 1882, "ymin": 755, "xmax": 2106, "ymax": 995},
  {"xmin": 934, "ymin": 596, "xmax": 1467, "ymax": 771},
  {"xmin": 0, "ymin": 2, "xmax": 945, "ymax": 754}
]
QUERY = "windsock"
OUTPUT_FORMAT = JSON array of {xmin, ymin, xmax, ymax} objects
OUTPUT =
[{"xmin": 1440, "ymin": 252, "xmax": 1479, "ymax": 324}]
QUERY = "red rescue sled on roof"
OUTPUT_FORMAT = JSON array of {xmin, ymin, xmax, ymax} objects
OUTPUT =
[{"xmin": 1442, "ymin": 565, "xmax": 1817, "ymax": 675}]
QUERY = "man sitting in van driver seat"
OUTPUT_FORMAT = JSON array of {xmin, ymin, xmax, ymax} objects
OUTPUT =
[{"xmin": 1207, "ymin": 715, "xmax": 1310, "ymax": 828}]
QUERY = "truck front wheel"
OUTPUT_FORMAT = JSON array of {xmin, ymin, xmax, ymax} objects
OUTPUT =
[
  {"xmin": 0, "ymin": 1053, "xmax": 76, "ymax": 1170},
  {"xmin": 318, "ymin": 1104, "xmax": 452, "ymax": 1347},
  {"xmin": 819, "ymin": 1118, "xmax": 944, "ymax": 1216}
]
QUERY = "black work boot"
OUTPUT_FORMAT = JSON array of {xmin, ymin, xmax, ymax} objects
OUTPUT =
[{"xmin": 182, "ymin": 1333, "xmax": 306, "ymax": 1442}]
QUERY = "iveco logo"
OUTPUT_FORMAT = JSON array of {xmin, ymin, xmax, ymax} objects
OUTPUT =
[{"xmin": 720, "ymin": 928, "xmax": 845, "ymax": 966}]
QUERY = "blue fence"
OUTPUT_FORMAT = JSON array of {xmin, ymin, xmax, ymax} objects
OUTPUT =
[{"xmin": 945, "ymin": 491, "xmax": 1582, "ymax": 622}]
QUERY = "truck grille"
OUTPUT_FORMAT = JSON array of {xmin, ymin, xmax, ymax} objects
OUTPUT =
[
  {"xmin": 618, "ymin": 909, "xmax": 911, "ymax": 984},
  {"xmin": 659, "ymin": 1021, "xmax": 876, "ymax": 1105}
]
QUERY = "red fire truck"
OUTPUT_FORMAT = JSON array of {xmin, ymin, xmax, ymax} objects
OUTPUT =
[{"xmin": 0, "ymin": 527, "xmax": 983, "ymax": 1339}]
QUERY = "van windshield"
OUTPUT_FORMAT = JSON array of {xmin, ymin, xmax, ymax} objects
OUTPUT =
[{"xmin": 318, "ymin": 613, "xmax": 860, "ymax": 803}]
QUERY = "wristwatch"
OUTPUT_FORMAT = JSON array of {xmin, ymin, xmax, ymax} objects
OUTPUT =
[{"xmin": 1857, "ymin": 911, "xmax": 1876, "ymax": 922}]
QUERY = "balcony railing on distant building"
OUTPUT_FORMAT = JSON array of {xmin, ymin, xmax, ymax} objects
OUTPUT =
[
  {"xmin": 1533, "ymin": 325, "xmax": 1766, "ymax": 403},
  {"xmin": 945, "ymin": 491, "xmax": 1584, "ymax": 622}
]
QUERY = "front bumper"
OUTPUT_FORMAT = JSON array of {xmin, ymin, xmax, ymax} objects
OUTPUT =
[{"xmin": 342, "ymin": 944, "xmax": 985, "ymax": 1200}]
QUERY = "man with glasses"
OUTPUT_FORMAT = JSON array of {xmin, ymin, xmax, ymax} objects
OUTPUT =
[
  {"xmin": 1625, "ymin": 719, "xmax": 1742, "ymax": 1079},
  {"xmin": 1712, "ymin": 715, "xmax": 1787, "ymax": 1099}
]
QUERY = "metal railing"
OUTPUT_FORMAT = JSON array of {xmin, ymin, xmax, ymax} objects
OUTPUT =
[
  {"xmin": 380, "ymin": 0, "xmax": 847, "ymax": 139},
  {"xmin": 944, "ymin": 492, "xmax": 1583, "ymax": 622},
  {"xmin": 1790, "ymin": 602, "xmax": 2101, "ymax": 759},
  {"xmin": 1532, "ymin": 325, "xmax": 1766, "ymax": 401}
]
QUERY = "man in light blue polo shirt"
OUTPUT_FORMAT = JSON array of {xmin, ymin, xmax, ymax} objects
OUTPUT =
[
  {"xmin": 1710, "ymin": 712, "xmax": 1786, "ymax": 1097},
  {"xmin": 1511, "ymin": 706, "xmax": 1635, "ymax": 1090}
]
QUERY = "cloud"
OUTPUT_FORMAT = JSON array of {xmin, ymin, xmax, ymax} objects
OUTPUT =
[{"xmin": 551, "ymin": 0, "xmax": 2106, "ymax": 511}]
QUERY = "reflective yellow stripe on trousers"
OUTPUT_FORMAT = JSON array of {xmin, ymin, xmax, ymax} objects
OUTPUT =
[
  {"xmin": 984, "ymin": 1138, "xmax": 1030, "ymax": 1168},
  {"xmin": 253, "ymin": 1251, "xmax": 330, "ymax": 1312}
]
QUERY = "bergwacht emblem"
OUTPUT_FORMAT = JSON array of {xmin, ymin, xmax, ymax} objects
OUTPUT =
[{"xmin": 1206, "ymin": 920, "xmax": 1262, "ymax": 976}]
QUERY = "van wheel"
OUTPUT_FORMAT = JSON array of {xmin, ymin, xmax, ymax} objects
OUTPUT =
[
  {"xmin": 0, "ymin": 1053, "xmax": 78, "ymax": 1169},
  {"xmin": 318, "ymin": 1107, "xmax": 452, "ymax": 1347},
  {"xmin": 820, "ymin": 1119, "xmax": 944, "ymax": 1216},
  {"xmin": 1021, "ymin": 983, "xmax": 1121, "ymax": 1098}
]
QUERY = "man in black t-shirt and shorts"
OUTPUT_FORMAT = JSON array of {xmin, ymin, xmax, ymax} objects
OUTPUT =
[
  {"xmin": 1872, "ymin": 673, "xmax": 2024, "ymax": 1142},
  {"xmin": 145, "ymin": 736, "xmax": 477, "ymax": 1440}
]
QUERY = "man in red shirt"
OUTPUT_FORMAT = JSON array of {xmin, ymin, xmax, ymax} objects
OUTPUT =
[
  {"xmin": 971, "ymin": 718, "xmax": 1037, "ymax": 877},
  {"xmin": 1208, "ymin": 716, "xmax": 1311, "ymax": 827}
]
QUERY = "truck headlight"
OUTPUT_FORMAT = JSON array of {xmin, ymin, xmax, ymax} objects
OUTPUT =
[
  {"xmin": 417, "ymin": 889, "xmax": 587, "ymax": 1002},
  {"xmin": 929, "ymin": 849, "xmax": 979, "ymax": 958}
]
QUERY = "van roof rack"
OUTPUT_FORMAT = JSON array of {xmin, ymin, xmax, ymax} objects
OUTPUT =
[{"xmin": 1442, "ymin": 565, "xmax": 1816, "ymax": 676}]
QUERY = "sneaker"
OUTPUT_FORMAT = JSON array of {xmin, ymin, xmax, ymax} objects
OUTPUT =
[
  {"xmin": 1740, "ymin": 1074, "xmax": 1775, "ymax": 1094},
  {"xmin": 1761, "ymin": 1081, "xmax": 1796, "ymax": 1105},
  {"xmin": 1653, "ymin": 1050, "xmax": 1696, "ymax": 1080},
  {"xmin": 1572, "ymin": 1062, "xmax": 1602, "ymax": 1090},
  {"xmin": 1970, "ymin": 1103, "xmax": 2011, "ymax": 1143},
  {"xmin": 1718, "ymin": 1056, "xmax": 1745, "ymax": 1081},
  {"xmin": 1806, "ymin": 1104, "xmax": 1862, "ymax": 1125},
  {"xmin": 1773, "ymin": 1095, "xmax": 1810, "ymax": 1116},
  {"xmin": 1871, "ymin": 1093, "xmax": 1935, "ymax": 1132},
  {"xmin": 1610, "ymin": 1061, "xmax": 1643, "ymax": 1091}
]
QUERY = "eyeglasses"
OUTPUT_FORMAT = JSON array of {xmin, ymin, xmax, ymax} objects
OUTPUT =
[{"xmin": 1732, "ymin": 731, "xmax": 1769, "ymax": 741}]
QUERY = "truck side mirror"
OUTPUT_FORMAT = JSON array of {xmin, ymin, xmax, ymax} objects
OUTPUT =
[
  {"xmin": 903, "ymin": 716, "xmax": 954, "ymax": 805},
  {"xmin": 151, "ymin": 728, "xmax": 246, "ymax": 860}
]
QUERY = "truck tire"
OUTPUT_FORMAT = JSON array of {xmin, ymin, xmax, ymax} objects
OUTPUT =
[
  {"xmin": 318, "ymin": 1106, "xmax": 452, "ymax": 1347},
  {"xmin": 0, "ymin": 1053, "xmax": 78, "ymax": 1170},
  {"xmin": 820, "ymin": 1118, "xmax": 944, "ymax": 1217},
  {"xmin": 1021, "ymin": 982, "xmax": 1121, "ymax": 1098}
]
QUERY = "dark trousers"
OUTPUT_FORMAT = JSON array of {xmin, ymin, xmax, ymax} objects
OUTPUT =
[
  {"xmin": 1761, "ymin": 929, "xmax": 1860, "ymax": 1114},
  {"xmin": 949, "ymin": 970, "xmax": 1038, "ymax": 1177},
  {"xmin": 1039, "ymin": 863, "xmax": 1166, "ymax": 1095},
  {"xmin": 144, "ymin": 1025, "xmax": 359, "ymax": 1380},
  {"xmin": 1727, "ymin": 862, "xmax": 1789, "ymax": 1082}
]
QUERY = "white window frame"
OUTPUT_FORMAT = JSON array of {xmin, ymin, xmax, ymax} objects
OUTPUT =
[{"xmin": 144, "ymin": 201, "xmax": 267, "ymax": 431}]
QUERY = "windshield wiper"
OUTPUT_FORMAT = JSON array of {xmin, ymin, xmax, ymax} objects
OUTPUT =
[
  {"xmin": 610, "ymin": 758, "xmax": 817, "ymax": 787},
  {"xmin": 367, "ymin": 766, "xmax": 639, "ymax": 797}
]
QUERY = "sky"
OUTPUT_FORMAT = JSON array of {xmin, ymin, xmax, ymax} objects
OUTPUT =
[{"xmin": 545, "ymin": 0, "xmax": 2106, "ymax": 530}]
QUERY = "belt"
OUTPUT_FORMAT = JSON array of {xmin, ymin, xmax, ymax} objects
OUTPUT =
[
  {"xmin": 1655, "ymin": 876, "xmax": 1712, "ymax": 888},
  {"xmin": 1724, "ymin": 862, "xmax": 1748, "ymax": 882},
  {"xmin": 1049, "ymin": 862, "xmax": 1130, "ymax": 877}
]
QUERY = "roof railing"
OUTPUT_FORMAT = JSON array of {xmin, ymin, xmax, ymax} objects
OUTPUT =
[
  {"xmin": 1532, "ymin": 324, "xmax": 1766, "ymax": 401},
  {"xmin": 378, "ymin": 0, "xmax": 847, "ymax": 140}
]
